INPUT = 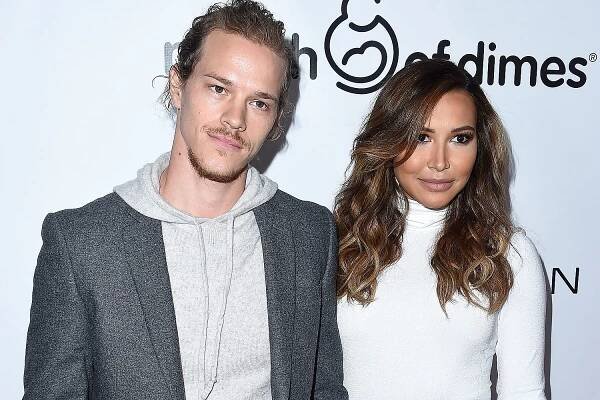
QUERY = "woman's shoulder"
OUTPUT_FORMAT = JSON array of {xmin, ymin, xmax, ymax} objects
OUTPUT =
[
  {"xmin": 506, "ymin": 229, "xmax": 546, "ymax": 281},
  {"xmin": 499, "ymin": 230, "xmax": 548, "ymax": 320}
]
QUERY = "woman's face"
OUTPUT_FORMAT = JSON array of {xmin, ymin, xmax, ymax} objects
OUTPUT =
[{"xmin": 394, "ymin": 89, "xmax": 478, "ymax": 210}]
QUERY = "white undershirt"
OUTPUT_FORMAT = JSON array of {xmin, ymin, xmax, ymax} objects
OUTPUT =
[{"xmin": 337, "ymin": 199, "xmax": 547, "ymax": 400}]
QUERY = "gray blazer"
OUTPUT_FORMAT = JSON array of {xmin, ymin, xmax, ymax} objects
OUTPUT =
[{"xmin": 24, "ymin": 190, "xmax": 348, "ymax": 400}]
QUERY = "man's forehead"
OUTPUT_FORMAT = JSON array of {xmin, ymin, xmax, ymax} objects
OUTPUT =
[
  {"xmin": 199, "ymin": 30, "xmax": 282, "ymax": 65},
  {"xmin": 194, "ymin": 30, "xmax": 286, "ymax": 92}
]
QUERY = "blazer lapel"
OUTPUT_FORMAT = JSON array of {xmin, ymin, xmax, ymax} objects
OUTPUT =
[
  {"xmin": 254, "ymin": 195, "xmax": 297, "ymax": 400},
  {"xmin": 121, "ymin": 213, "xmax": 185, "ymax": 400}
]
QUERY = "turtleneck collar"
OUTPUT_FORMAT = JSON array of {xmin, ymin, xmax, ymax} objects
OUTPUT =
[{"xmin": 404, "ymin": 198, "xmax": 447, "ymax": 229}]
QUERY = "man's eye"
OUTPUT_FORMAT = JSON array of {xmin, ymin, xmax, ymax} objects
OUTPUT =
[
  {"xmin": 253, "ymin": 100, "xmax": 269, "ymax": 110},
  {"xmin": 210, "ymin": 85, "xmax": 225, "ymax": 94}
]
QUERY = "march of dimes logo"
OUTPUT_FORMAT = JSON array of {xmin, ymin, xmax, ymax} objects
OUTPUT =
[
  {"xmin": 324, "ymin": 0, "xmax": 398, "ymax": 94},
  {"xmin": 320, "ymin": 0, "xmax": 594, "ymax": 93},
  {"xmin": 164, "ymin": 0, "xmax": 597, "ymax": 94}
]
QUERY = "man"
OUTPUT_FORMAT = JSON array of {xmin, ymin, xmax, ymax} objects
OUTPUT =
[{"xmin": 23, "ymin": 1, "xmax": 347, "ymax": 399}]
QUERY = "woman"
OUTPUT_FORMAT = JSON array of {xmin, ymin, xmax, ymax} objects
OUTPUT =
[{"xmin": 335, "ymin": 59, "xmax": 547, "ymax": 400}]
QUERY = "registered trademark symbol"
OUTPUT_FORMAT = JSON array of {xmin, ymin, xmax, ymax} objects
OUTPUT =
[{"xmin": 590, "ymin": 53, "xmax": 598, "ymax": 62}]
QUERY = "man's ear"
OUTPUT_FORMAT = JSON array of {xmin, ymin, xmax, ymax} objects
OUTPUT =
[{"xmin": 169, "ymin": 66, "xmax": 183, "ymax": 109}]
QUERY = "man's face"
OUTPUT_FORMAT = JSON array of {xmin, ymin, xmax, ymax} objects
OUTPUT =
[{"xmin": 170, "ymin": 30, "xmax": 286, "ymax": 183}]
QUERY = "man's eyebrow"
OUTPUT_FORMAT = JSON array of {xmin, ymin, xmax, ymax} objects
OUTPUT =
[
  {"xmin": 254, "ymin": 90, "xmax": 279, "ymax": 103},
  {"xmin": 204, "ymin": 73, "xmax": 233, "ymax": 86},
  {"xmin": 204, "ymin": 73, "xmax": 278, "ymax": 102}
]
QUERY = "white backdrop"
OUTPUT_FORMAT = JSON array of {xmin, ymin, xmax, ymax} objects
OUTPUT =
[{"xmin": 1, "ymin": 0, "xmax": 598, "ymax": 398}]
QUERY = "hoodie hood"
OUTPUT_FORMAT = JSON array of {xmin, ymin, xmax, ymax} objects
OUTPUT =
[{"xmin": 114, "ymin": 151, "xmax": 278, "ymax": 224}]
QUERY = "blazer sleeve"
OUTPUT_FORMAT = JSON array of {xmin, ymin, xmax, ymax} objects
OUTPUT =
[
  {"xmin": 23, "ymin": 213, "xmax": 89, "ymax": 399},
  {"xmin": 312, "ymin": 208, "xmax": 349, "ymax": 400},
  {"xmin": 496, "ymin": 232, "xmax": 547, "ymax": 400}
]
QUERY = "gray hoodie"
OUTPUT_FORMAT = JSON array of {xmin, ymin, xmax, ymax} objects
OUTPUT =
[{"xmin": 114, "ymin": 152, "xmax": 277, "ymax": 400}]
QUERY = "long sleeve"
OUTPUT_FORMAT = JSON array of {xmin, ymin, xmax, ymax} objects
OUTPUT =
[
  {"xmin": 23, "ymin": 213, "xmax": 90, "ymax": 399},
  {"xmin": 312, "ymin": 208, "xmax": 349, "ymax": 400},
  {"xmin": 496, "ymin": 232, "xmax": 547, "ymax": 400}
]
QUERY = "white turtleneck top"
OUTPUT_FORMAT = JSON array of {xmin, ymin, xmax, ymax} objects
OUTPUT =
[{"xmin": 337, "ymin": 199, "xmax": 547, "ymax": 400}]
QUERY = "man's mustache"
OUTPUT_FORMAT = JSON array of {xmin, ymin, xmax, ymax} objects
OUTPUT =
[{"xmin": 204, "ymin": 127, "xmax": 250, "ymax": 149}]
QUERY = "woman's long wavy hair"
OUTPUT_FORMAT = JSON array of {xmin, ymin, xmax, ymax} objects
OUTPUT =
[{"xmin": 335, "ymin": 59, "xmax": 515, "ymax": 313}]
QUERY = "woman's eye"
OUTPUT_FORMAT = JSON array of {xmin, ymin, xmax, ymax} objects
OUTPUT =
[
  {"xmin": 452, "ymin": 134, "xmax": 473, "ymax": 144},
  {"xmin": 417, "ymin": 133, "xmax": 430, "ymax": 143}
]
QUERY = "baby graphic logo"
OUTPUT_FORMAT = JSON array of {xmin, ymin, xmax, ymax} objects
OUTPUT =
[{"xmin": 324, "ymin": 0, "xmax": 399, "ymax": 94}]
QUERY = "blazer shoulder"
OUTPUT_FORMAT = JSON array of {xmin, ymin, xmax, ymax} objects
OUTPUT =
[
  {"xmin": 269, "ymin": 189, "xmax": 334, "ymax": 228},
  {"xmin": 49, "ymin": 192, "xmax": 133, "ymax": 236},
  {"xmin": 262, "ymin": 191, "xmax": 335, "ymax": 253}
]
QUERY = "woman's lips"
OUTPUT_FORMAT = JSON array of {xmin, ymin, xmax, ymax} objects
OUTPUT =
[{"xmin": 418, "ymin": 178, "xmax": 455, "ymax": 192}]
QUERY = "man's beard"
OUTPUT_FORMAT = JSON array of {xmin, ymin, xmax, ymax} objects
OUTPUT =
[
  {"xmin": 186, "ymin": 126, "xmax": 251, "ymax": 183},
  {"xmin": 187, "ymin": 147, "xmax": 248, "ymax": 184}
]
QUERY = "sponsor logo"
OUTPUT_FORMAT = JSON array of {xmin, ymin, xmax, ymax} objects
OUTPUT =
[
  {"xmin": 164, "ymin": 0, "xmax": 595, "ymax": 94},
  {"xmin": 552, "ymin": 268, "xmax": 580, "ymax": 295},
  {"xmin": 324, "ymin": 0, "xmax": 398, "ymax": 94}
]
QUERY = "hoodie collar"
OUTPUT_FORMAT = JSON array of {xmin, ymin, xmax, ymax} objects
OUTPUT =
[{"xmin": 114, "ymin": 151, "xmax": 278, "ymax": 224}]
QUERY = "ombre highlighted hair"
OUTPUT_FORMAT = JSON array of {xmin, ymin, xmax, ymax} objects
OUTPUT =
[{"xmin": 335, "ymin": 59, "xmax": 515, "ymax": 313}]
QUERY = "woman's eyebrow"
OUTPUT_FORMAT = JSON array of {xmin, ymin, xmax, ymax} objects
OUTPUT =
[
  {"xmin": 422, "ymin": 125, "xmax": 476, "ymax": 133},
  {"xmin": 451, "ymin": 125, "xmax": 476, "ymax": 132}
]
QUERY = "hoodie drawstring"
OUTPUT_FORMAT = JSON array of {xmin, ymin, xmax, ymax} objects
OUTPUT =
[
  {"xmin": 209, "ymin": 216, "xmax": 235, "ymax": 383},
  {"xmin": 198, "ymin": 217, "xmax": 236, "ymax": 398},
  {"xmin": 194, "ymin": 222, "xmax": 212, "ymax": 400}
]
